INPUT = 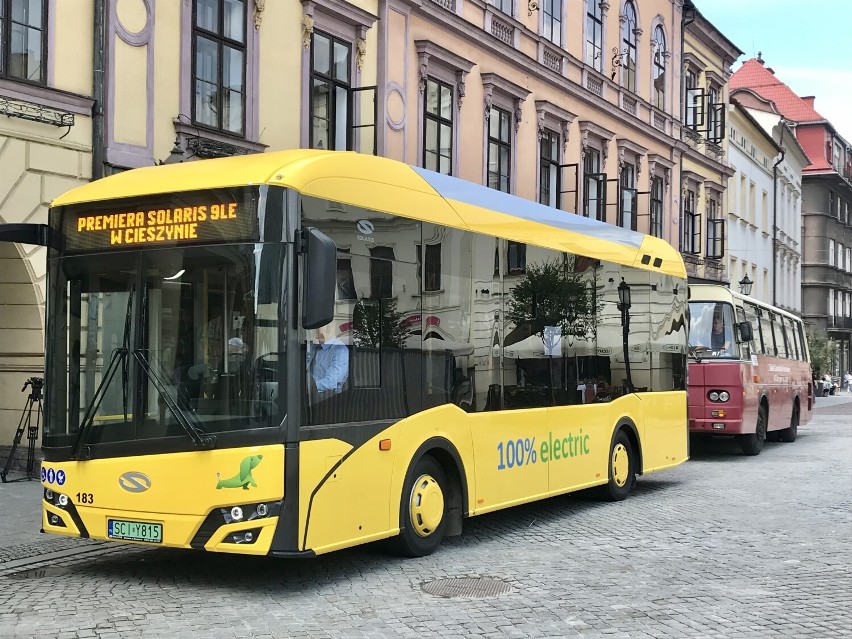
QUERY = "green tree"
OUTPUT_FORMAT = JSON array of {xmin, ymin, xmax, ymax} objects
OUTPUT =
[
  {"xmin": 352, "ymin": 297, "xmax": 411, "ymax": 348},
  {"xmin": 807, "ymin": 328, "xmax": 836, "ymax": 376},
  {"xmin": 505, "ymin": 257, "xmax": 597, "ymax": 343}
]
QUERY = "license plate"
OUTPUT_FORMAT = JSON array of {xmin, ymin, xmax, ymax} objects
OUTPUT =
[{"xmin": 107, "ymin": 519, "xmax": 163, "ymax": 543}]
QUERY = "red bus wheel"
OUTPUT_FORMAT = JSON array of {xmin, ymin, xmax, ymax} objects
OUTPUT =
[
  {"xmin": 739, "ymin": 405, "xmax": 767, "ymax": 456},
  {"xmin": 778, "ymin": 404, "xmax": 799, "ymax": 443}
]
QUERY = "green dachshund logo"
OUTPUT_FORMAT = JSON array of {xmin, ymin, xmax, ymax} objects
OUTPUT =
[{"xmin": 216, "ymin": 455, "xmax": 263, "ymax": 490}]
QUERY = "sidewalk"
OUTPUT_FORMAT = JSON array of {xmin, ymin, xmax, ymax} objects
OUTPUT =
[{"xmin": 0, "ymin": 476, "xmax": 44, "ymax": 548}]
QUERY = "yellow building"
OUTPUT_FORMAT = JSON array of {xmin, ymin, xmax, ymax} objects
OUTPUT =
[
  {"xmin": 679, "ymin": 1, "xmax": 742, "ymax": 284},
  {"xmin": 1, "ymin": 0, "xmax": 691, "ymax": 452}
]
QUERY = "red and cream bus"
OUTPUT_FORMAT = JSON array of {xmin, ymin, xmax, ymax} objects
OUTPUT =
[{"xmin": 688, "ymin": 285, "xmax": 813, "ymax": 455}]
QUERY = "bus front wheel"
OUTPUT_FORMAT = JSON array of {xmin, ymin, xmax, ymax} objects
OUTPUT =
[
  {"xmin": 740, "ymin": 405, "xmax": 767, "ymax": 456},
  {"xmin": 392, "ymin": 455, "xmax": 448, "ymax": 557},
  {"xmin": 600, "ymin": 430, "xmax": 635, "ymax": 501}
]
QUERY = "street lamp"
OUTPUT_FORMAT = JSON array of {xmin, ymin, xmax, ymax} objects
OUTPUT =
[
  {"xmin": 159, "ymin": 136, "xmax": 184, "ymax": 165},
  {"xmin": 738, "ymin": 275, "xmax": 753, "ymax": 296},
  {"xmin": 617, "ymin": 279, "xmax": 634, "ymax": 393}
]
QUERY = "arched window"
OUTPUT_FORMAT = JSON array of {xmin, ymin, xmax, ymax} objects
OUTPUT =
[
  {"xmin": 621, "ymin": 2, "xmax": 637, "ymax": 91},
  {"xmin": 653, "ymin": 25, "xmax": 666, "ymax": 109}
]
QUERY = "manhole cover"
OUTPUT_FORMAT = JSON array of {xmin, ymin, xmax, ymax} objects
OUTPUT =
[{"xmin": 422, "ymin": 576, "xmax": 513, "ymax": 599}]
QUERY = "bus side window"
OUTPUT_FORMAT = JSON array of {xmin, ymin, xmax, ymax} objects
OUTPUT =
[
  {"xmin": 786, "ymin": 317, "xmax": 801, "ymax": 360},
  {"xmin": 771, "ymin": 312, "xmax": 788, "ymax": 359},
  {"xmin": 747, "ymin": 303, "xmax": 764, "ymax": 355},
  {"xmin": 759, "ymin": 308, "xmax": 775, "ymax": 356}
]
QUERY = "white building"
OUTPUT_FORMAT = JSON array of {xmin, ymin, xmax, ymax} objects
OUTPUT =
[{"xmin": 726, "ymin": 102, "xmax": 808, "ymax": 312}]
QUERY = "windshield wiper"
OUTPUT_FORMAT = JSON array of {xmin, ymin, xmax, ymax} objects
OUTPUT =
[
  {"xmin": 133, "ymin": 349, "xmax": 216, "ymax": 449},
  {"xmin": 72, "ymin": 288, "xmax": 135, "ymax": 460},
  {"xmin": 71, "ymin": 346, "xmax": 128, "ymax": 460}
]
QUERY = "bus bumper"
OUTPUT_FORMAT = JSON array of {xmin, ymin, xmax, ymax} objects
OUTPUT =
[{"xmin": 689, "ymin": 417, "xmax": 745, "ymax": 434}]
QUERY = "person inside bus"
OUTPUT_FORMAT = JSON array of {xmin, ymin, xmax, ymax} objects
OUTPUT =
[
  {"xmin": 306, "ymin": 322, "xmax": 350, "ymax": 398},
  {"xmin": 710, "ymin": 316, "xmax": 732, "ymax": 354}
]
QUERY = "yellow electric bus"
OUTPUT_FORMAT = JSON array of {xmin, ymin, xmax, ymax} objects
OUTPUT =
[{"xmin": 0, "ymin": 150, "xmax": 689, "ymax": 557}]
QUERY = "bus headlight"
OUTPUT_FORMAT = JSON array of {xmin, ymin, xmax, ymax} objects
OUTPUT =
[{"xmin": 708, "ymin": 390, "xmax": 730, "ymax": 403}]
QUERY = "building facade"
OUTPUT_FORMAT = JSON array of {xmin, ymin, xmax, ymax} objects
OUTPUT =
[
  {"xmin": 732, "ymin": 56, "xmax": 852, "ymax": 376},
  {"xmin": 1, "ymin": 0, "xmax": 693, "ymax": 449},
  {"xmin": 678, "ymin": 1, "xmax": 742, "ymax": 285},
  {"xmin": 726, "ymin": 102, "xmax": 807, "ymax": 312}
]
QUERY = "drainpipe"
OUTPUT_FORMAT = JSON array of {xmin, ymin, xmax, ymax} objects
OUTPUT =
[
  {"xmin": 92, "ymin": 0, "xmax": 106, "ymax": 180},
  {"xmin": 772, "ymin": 121, "xmax": 786, "ymax": 307}
]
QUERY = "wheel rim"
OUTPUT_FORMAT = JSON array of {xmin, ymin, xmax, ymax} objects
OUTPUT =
[
  {"xmin": 611, "ymin": 443, "xmax": 630, "ymax": 488},
  {"xmin": 409, "ymin": 473, "xmax": 444, "ymax": 538}
]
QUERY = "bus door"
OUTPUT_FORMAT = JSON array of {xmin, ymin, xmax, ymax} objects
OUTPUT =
[{"xmin": 468, "ymin": 237, "xmax": 549, "ymax": 512}]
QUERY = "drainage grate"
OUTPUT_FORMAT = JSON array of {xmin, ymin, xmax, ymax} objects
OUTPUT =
[{"xmin": 422, "ymin": 576, "xmax": 513, "ymax": 599}]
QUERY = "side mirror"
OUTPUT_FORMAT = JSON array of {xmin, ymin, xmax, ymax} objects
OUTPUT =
[
  {"xmin": 737, "ymin": 321, "xmax": 753, "ymax": 343},
  {"xmin": 301, "ymin": 227, "xmax": 337, "ymax": 330}
]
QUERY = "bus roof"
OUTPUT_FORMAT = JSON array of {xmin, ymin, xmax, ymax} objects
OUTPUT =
[
  {"xmin": 689, "ymin": 284, "xmax": 803, "ymax": 322},
  {"xmin": 52, "ymin": 149, "xmax": 686, "ymax": 278}
]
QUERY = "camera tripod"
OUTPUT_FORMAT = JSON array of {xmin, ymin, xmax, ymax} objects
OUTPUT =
[{"xmin": 1, "ymin": 377, "xmax": 43, "ymax": 483}]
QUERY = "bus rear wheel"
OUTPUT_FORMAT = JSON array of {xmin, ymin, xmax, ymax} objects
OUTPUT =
[
  {"xmin": 392, "ymin": 455, "xmax": 448, "ymax": 557},
  {"xmin": 778, "ymin": 403, "xmax": 799, "ymax": 443},
  {"xmin": 600, "ymin": 430, "xmax": 635, "ymax": 501},
  {"xmin": 740, "ymin": 405, "xmax": 767, "ymax": 456}
]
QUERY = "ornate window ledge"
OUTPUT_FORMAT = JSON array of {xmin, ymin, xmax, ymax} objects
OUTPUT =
[
  {"xmin": 173, "ymin": 121, "xmax": 267, "ymax": 159},
  {"xmin": 0, "ymin": 78, "xmax": 93, "ymax": 124}
]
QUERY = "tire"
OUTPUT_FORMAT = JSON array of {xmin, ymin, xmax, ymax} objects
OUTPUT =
[
  {"xmin": 778, "ymin": 403, "xmax": 799, "ymax": 443},
  {"xmin": 739, "ymin": 405, "xmax": 767, "ymax": 456},
  {"xmin": 391, "ymin": 455, "xmax": 448, "ymax": 557},
  {"xmin": 600, "ymin": 430, "xmax": 635, "ymax": 502}
]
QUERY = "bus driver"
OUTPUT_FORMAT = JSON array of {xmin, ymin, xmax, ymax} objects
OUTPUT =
[{"xmin": 710, "ymin": 316, "xmax": 732, "ymax": 354}]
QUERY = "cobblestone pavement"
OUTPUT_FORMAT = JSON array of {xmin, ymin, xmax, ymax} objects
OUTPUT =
[{"xmin": 1, "ymin": 398, "xmax": 850, "ymax": 639}]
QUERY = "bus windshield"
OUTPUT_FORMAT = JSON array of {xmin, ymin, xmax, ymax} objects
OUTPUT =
[
  {"xmin": 44, "ymin": 243, "xmax": 286, "ymax": 455},
  {"xmin": 688, "ymin": 301, "xmax": 738, "ymax": 359}
]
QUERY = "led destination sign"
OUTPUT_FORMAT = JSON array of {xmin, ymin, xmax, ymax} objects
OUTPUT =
[{"xmin": 61, "ymin": 190, "xmax": 257, "ymax": 252}]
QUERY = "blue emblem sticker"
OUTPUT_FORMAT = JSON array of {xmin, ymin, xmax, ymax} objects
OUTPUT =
[
  {"xmin": 41, "ymin": 467, "xmax": 47, "ymax": 482},
  {"xmin": 56, "ymin": 470, "xmax": 66, "ymax": 486},
  {"xmin": 47, "ymin": 468, "xmax": 56, "ymax": 484}
]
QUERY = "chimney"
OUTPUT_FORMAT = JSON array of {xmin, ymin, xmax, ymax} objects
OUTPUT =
[
  {"xmin": 756, "ymin": 51, "xmax": 764, "ymax": 65},
  {"xmin": 802, "ymin": 96, "xmax": 816, "ymax": 108}
]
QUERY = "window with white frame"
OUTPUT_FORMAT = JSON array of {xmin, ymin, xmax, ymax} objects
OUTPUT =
[
  {"xmin": 543, "ymin": 0, "xmax": 563, "ymax": 45},
  {"xmin": 828, "ymin": 288, "xmax": 834, "ymax": 318},
  {"xmin": 838, "ymin": 242, "xmax": 844, "ymax": 270},
  {"xmin": 829, "ymin": 238, "xmax": 835, "ymax": 266},
  {"xmin": 585, "ymin": 0, "xmax": 603, "ymax": 72}
]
